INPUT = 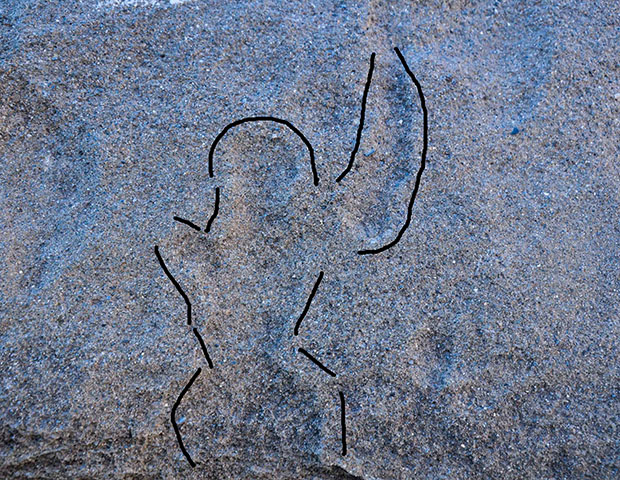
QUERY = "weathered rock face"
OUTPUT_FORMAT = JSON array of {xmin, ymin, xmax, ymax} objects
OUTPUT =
[{"xmin": 1, "ymin": 1, "xmax": 618, "ymax": 478}]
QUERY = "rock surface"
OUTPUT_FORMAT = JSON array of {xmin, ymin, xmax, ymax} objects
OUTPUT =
[{"xmin": 0, "ymin": 1, "xmax": 618, "ymax": 478}]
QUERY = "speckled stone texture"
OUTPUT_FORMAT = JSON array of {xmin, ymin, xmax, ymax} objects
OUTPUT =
[{"xmin": 1, "ymin": 1, "xmax": 618, "ymax": 479}]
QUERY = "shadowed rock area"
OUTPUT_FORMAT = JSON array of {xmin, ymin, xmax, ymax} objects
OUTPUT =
[{"xmin": 0, "ymin": 1, "xmax": 618, "ymax": 478}]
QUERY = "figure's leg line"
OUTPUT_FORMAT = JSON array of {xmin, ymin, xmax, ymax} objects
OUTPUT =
[
  {"xmin": 294, "ymin": 271, "xmax": 324, "ymax": 336},
  {"xmin": 205, "ymin": 187, "xmax": 220, "ymax": 233},
  {"xmin": 154, "ymin": 245, "xmax": 193, "ymax": 325},
  {"xmin": 193, "ymin": 328, "xmax": 214, "ymax": 369},
  {"xmin": 339, "ymin": 391, "xmax": 347, "ymax": 456},
  {"xmin": 171, "ymin": 367, "xmax": 202, "ymax": 467}
]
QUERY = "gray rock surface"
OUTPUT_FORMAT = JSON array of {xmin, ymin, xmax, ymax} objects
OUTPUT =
[{"xmin": 1, "ymin": 0, "xmax": 618, "ymax": 478}]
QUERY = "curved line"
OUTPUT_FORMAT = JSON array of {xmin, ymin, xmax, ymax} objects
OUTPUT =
[
  {"xmin": 339, "ymin": 391, "xmax": 347, "ymax": 456},
  {"xmin": 298, "ymin": 347, "xmax": 336, "ymax": 377},
  {"xmin": 337, "ymin": 52, "xmax": 375, "ymax": 182},
  {"xmin": 171, "ymin": 367, "xmax": 202, "ymax": 467},
  {"xmin": 358, "ymin": 47, "xmax": 428, "ymax": 255},
  {"xmin": 193, "ymin": 328, "xmax": 214, "ymax": 369},
  {"xmin": 205, "ymin": 187, "xmax": 220, "ymax": 233},
  {"xmin": 173, "ymin": 216, "xmax": 201, "ymax": 231},
  {"xmin": 208, "ymin": 116, "xmax": 318, "ymax": 186},
  {"xmin": 293, "ymin": 271, "xmax": 324, "ymax": 336},
  {"xmin": 154, "ymin": 246, "xmax": 192, "ymax": 325}
]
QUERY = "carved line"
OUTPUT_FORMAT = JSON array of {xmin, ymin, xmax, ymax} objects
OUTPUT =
[
  {"xmin": 293, "ymin": 271, "xmax": 324, "ymax": 336},
  {"xmin": 205, "ymin": 187, "xmax": 220, "ymax": 233},
  {"xmin": 358, "ymin": 47, "xmax": 428, "ymax": 255},
  {"xmin": 298, "ymin": 347, "xmax": 337, "ymax": 377},
  {"xmin": 208, "ymin": 116, "xmax": 318, "ymax": 186},
  {"xmin": 339, "ymin": 391, "xmax": 347, "ymax": 456},
  {"xmin": 154, "ymin": 245, "xmax": 192, "ymax": 325},
  {"xmin": 192, "ymin": 328, "xmax": 214, "ymax": 369},
  {"xmin": 337, "ymin": 52, "xmax": 376, "ymax": 182},
  {"xmin": 171, "ymin": 367, "xmax": 202, "ymax": 468},
  {"xmin": 173, "ymin": 216, "xmax": 201, "ymax": 231}
]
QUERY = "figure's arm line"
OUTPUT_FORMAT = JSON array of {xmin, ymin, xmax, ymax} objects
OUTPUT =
[
  {"xmin": 173, "ymin": 216, "xmax": 201, "ymax": 231},
  {"xmin": 208, "ymin": 116, "xmax": 318, "ymax": 186},
  {"xmin": 170, "ymin": 367, "xmax": 202, "ymax": 467},
  {"xmin": 154, "ymin": 245, "xmax": 192, "ymax": 325},
  {"xmin": 336, "ymin": 52, "xmax": 376, "ymax": 182},
  {"xmin": 358, "ymin": 47, "xmax": 428, "ymax": 255}
]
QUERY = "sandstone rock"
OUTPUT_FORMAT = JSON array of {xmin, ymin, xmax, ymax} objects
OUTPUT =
[{"xmin": 1, "ymin": 1, "xmax": 618, "ymax": 478}]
